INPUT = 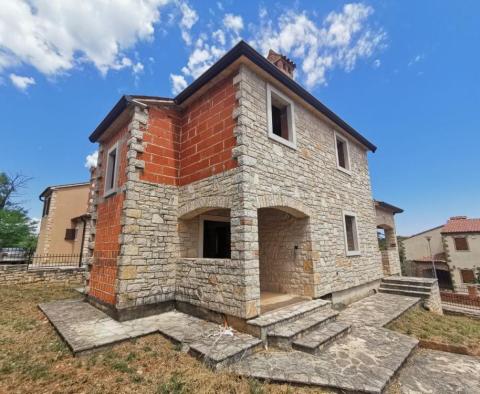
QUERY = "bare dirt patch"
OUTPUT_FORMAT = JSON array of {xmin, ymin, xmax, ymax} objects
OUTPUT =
[{"xmin": 0, "ymin": 283, "xmax": 331, "ymax": 394}]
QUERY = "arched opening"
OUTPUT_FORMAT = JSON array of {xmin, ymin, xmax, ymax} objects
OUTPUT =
[
  {"xmin": 258, "ymin": 207, "xmax": 313, "ymax": 313},
  {"xmin": 178, "ymin": 208, "xmax": 231, "ymax": 258}
]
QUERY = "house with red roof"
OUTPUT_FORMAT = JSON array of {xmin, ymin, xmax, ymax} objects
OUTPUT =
[{"xmin": 403, "ymin": 216, "xmax": 480, "ymax": 290}]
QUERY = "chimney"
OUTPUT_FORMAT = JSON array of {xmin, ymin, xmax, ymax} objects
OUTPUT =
[
  {"xmin": 450, "ymin": 216, "xmax": 467, "ymax": 221},
  {"xmin": 267, "ymin": 49, "xmax": 296, "ymax": 78}
]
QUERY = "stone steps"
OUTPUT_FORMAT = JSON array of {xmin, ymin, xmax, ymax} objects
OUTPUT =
[
  {"xmin": 382, "ymin": 276, "xmax": 436, "ymax": 288},
  {"xmin": 267, "ymin": 308, "xmax": 339, "ymax": 349},
  {"xmin": 380, "ymin": 282, "xmax": 432, "ymax": 292},
  {"xmin": 378, "ymin": 287, "xmax": 430, "ymax": 299},
  {"xmin": 292, "ymin": 321, "xmax": 351, "ymax": 354},
  {"xmin": 246, "ymin": 299, "xmax": 331, "ymax": 340}
]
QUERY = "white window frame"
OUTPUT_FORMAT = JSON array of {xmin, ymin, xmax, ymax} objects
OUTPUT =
[
  {"xmin": 343, "ymin": 211, "xmax": 360, "ymax": 256},
  {"xmin": 334, "ymin": 131, "xmax": 351, "ymax": 175},
  {"xmin": 104, "ymin": 142, "xmax": 119, "ymax": 197},
  {"xmin": 266, "ymin": 84, "xmax": 297, "ymax": 150},
  {"xmin": 198, "ymin": 215, "xmax": 231, "ymax": 258}
]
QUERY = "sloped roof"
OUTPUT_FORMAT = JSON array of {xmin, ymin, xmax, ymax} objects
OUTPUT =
[
  {"xmin": 89, "ymin": 41, "xmax": 376, "ymax": 152},
  {"xmin": 441, "ymin": 217, "xmax": 480, "ymax": 234}
]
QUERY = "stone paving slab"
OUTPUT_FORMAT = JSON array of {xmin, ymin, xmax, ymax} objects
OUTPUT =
[
  {"xmin": 40, "ymin": 300, "xmax": 262, "ymax": 365},
  {"xmin": 232, "ymin": 325, "xmax": 419, "ymax": 393},
  {"xmin": 395, "ymin": 349, "xmax": 480, "ymax": 394},
  {"xmin": 247, "ymin": 299, "xmax": 330, "ymax": 327},
  {"xmin": 337, "ymin": 293, "xmax": 420, "ymax": 327}
]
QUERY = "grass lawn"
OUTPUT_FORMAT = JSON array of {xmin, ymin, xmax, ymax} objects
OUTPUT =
[
  {"xmin": 0, "ymin": 283, "xmax": 331, "ymax": 394},
  {"xmin": 387, "ymin": 306, "xmax": 480, "ymax": 355}
]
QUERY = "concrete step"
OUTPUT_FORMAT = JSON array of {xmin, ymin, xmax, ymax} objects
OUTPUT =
[
  {"xmin": 378, "ymin": 287, "xmax": 430, "ymax": 299},
  {"xmin": 380, "ymin": 282, "xmax": 432, "ymax": 292},
  {"xmin": 267, "ymin": 308, "xmax": 339, "ymax": 349},
  {"xmin": 246, "ymin": 299, "xmax": 331, "ymax": 340},
  {"xmin": 292, "ymin": 321, "xmax": 351, "ymax": 354},
  {"xmin": 382, "ymin": 276, "xmax": 436, "ymax": 288}
]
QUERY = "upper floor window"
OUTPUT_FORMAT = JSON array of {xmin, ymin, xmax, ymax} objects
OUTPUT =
[
  {"xmin": 335, "ymin": 132, "xmax": 351, "ymax": 173},
  {"xmin": 343, "ymin": 212, "xmax": 360, "ymax": 256},
  {"xmin": 42, "ymin": 196, "xmax": 51, "ymax": 217},
  {"xmin": 454, "ymin": 236, "xmax": 469, "ymax": 251},
  {"xmin": 64, "ymin": 228, "xmax": 76, "ymax": 241},
  {"xmin": 267, "ymin": 84, "xmax": 296, "ymax": 149},
  {"xmin": 104, "ymin": 143, "xmax": 119, "ymax": 196}
]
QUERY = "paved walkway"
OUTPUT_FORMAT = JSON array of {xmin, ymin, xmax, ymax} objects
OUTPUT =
[
  {"xmin": 337, "ymin": 292, "xmax": 420, "ymax": 327},
  {"xmin": 39, "ymin": 300, "xmax": 261, "ymax": 366},
  {"xmin": 395, "ymin": 349, "xmax": 480, "ymax": 393},
  {"xmin": 233, "ymin": 325, "xmax": 418, "ymax": 393}
]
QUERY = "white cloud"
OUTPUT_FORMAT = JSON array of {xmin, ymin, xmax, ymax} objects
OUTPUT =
[
  {"xmin": 213, "ymin": 29, "xmax": 226, "ymax": 46},
  {"xmin": 0, "ymin": 0, "xmax": 170, "ymax": 78},
  {"xmin": 373, "ymin": 59, "xmax": 381, "ymax": 68},
  {"xmin": 9, "ymin": 73, "xmax": 35, "ymax": 90},
  {"xmin": 132, "ymin": 62, "xmax": 144, "ymax": 74},
  {"xmin": 178, "ymin": 1, "xmax": 198, "ymax": 45},
  {"xmin": 85, "ymin": 150, "xmax": 98, "ymax": 169},
  {"xmin": 170, "ymin": 73, "xmax": 188, "ymax": 94},
  {"xmin": 251, "ymin": 3, "xmax": 386, "ymax": 88},
  {"xmin": 223, "ymin": 14, "xmax": 244, "ymax": 34},
  {"xmin": 408, "ymin": 54, "xmax": 424, "ymax": 66}
]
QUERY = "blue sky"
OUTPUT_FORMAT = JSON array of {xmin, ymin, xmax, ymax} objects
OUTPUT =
[{"xmin": 1, "ymin": 0, "xmax": 479, "ymax": 236}]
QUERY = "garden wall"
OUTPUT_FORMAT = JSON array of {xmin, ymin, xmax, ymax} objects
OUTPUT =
[{"xmin": 0, "ymin": 264, "xmax": 85, "ymax": 286}]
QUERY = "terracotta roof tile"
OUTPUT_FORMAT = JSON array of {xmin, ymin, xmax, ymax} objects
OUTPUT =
[{"xmin": 441, "ymin": 217, "xmax": 480, "ymax": 234}]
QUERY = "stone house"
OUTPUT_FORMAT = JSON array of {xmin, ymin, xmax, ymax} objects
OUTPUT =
[
  {"xmin": 86, "ymin": 41, "xmax": 401, "ymax": 323},
  {"xmin": 403, "ymin": 216, "xmax": 480, "ymax": 290},
  {"xmin": 36, "ymin": 182, "xmax": 91, "ymax": 257}
]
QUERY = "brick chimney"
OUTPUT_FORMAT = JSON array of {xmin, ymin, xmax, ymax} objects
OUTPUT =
[
  {"xmin": 450, "ymin": 216, "xmax": 467, "ymax": 220},
  {"xmin": 267, "ymin": 49, "xmax": 296, "ymax": 78}
]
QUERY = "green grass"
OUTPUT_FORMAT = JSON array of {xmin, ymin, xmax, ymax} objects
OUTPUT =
[{"xmin": 388, "ymin": 306, "xmax": 480, "ymax": 354}]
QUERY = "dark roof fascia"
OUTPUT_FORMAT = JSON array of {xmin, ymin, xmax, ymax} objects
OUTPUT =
[
  {"xmin": 374, "ymin": 200, "xmax": 404, "ymax": 214},
  {"xmin": 39, "ymin": 182, "xmax": 90, "ymax": 200},
  {"xmin": 89, "ymin": 41, "xmax": 376, "ymax": 151},
  {"xmin": 175, "ymin": 40, "xmax": 377, "ymax": 152},
  {"xmin": 89, "ymin": 95, "xmax": 174, "ymax": 142}
]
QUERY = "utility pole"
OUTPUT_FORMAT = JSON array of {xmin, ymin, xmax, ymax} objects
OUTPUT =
[{"xmin": 425, "ymin": 236, "xmax": 437, "ymax": 279}]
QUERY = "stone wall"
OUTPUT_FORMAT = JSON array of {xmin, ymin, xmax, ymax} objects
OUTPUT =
[
  {"xmin": 176, "ymin": 258, "xmax": 244, "ymax": 317},
  {"xmin": 258, "ymin": 208, "xmax": 313, "ymax": 296},
  {"xmin": 0, "ymin": 264, "xmax": 85, "ymax": 286},
  {"xmin": 234, "ymin": 65, "xmax": 382, "ymax": 299},
  {"xmin": 425, "ymin": 280, "xmax": 443, "ymax": 314}
]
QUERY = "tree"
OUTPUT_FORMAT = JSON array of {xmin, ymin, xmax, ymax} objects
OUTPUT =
[
  {"xmin": 0, "ymin": 172, "xmax": 31, "ymax": 210},
  {"xmin": 0, "ymin": 209, "xmax": 37, "ymax": 249},
  {"xmin": 0, "ymin": 172, "xmax": 37, "ymax": 249}
]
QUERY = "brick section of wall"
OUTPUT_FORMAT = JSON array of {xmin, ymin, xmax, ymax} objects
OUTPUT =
[
  {"xmin": 139, "ymin": 106, "xmax": 181, "ymax": 186},
  {"xmin": 258, "ymin": 208, "xmax": 314, "ymax": 296},
  {"xmin": 0, "ymin": 265, "xmax": 84, "ymax": 286},
  {"xmin": 89, "ymin": 122, "xmax": 129, "ymax": 305},
  {"xmin": 179, "ymin": 77, "xmax": 237, "ymax": 185}
]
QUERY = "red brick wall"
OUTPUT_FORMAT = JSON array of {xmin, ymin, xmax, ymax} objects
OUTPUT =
[
  {"xmin": 89, "ymin": 123, "xmax": 129, "ymax": 305},
  {"xmin": 178, "ymin": 76, "xmax": 237, "ymax": 185},
  {"xmin": 139, "ymin": 107, "xmax": 181, "ymax": 185},
  {"xmin": 139, "ymin": 76, "xmax": 238, "ymax": 187}
]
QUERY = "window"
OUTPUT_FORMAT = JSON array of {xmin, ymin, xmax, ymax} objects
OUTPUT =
[
  {"xmin": 65, "ymin": 228, "xmax": 76, "ymax": 241},
  {"xmin": 42, "ymin": 196, "xmax": 51, "ymax": 217},
  {"xmin": 267, "ymin": 84, "xmax": 296, "ymax": 149},
  {"xmin": 200, "ymin": 217, "xmax": 231, "ymax": 258},
  {"xmin": 335, "ymin": 132, "xmax": 350, "ymax": 173},
  {"xmin": 104, "ymin": 143, "xmax": 119, "ymax": 196},
  {"xmin": 461, "ymin": 269, "xmax": 475, "ymax": 284},
  {"xmin": 454, "ymin": 237, "xmax": 469, "ymax": 251},
  {"xmin": 343, "ymin": 212, "xmax": 360, "ymax": 256}
]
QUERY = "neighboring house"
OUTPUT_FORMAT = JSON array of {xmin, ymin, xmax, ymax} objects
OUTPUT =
[
  {"xmin": 86, "ymin": 41, "xmax": 401, "ymax": 323},
  {"xmin": 36, "ymin": 182, "xmax": 91, "ymax": 257},
  {"xmin": 403, "ymin": 216, "xmax": 480, "ymax": 290}
]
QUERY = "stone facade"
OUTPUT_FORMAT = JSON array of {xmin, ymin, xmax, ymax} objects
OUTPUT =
[
  {"xmin": 0, "ymin": 264, "xmax": 85, "ymax": 286},
  {"xmin": 88, "ymin": 60, "xmax": 390, "ymax": 322}
]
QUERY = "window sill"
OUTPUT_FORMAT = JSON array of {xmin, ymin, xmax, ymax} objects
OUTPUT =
[
  {"xmin": 103, "ymin": 188, "xmax": 118, "ymax": 198},
  {"xmin": 346, "ymin": 251, "xmax": 361, "ymax": 257},
  {"xmin": 268, "ymin": 133, "xmax": 297, "ymax": 150},
  {"xmin": 336, "ymin": 165, "xmax": 352, "ymax": 176}
]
